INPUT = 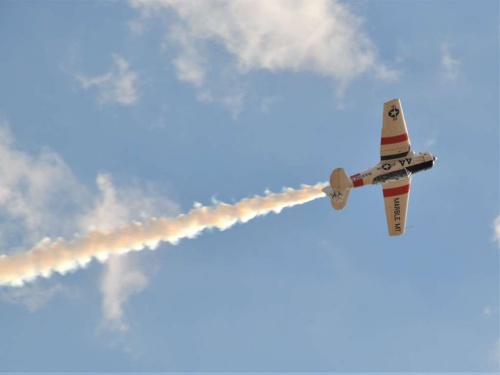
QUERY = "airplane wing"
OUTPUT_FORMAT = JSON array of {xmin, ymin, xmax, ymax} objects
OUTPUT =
[
  {"xmin": 382, "ymin": 177, "xmax": 411, "ymax": 236},
  {"xmin": 381, "ymin": 99, "xmax": 411, "ymax": 160}
]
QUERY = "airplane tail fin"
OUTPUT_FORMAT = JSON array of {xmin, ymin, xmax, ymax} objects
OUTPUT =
[{"xmin": 322, "ymin": 168, "xmax": 353, "ymax": 210}]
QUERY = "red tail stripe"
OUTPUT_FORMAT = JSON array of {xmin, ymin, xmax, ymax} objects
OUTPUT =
[
  {"xmin": 381, "ymin": 133, "xmax": 409, "ymax": 145},
  {"xmin": 383, "ymin": 184, "xmax": 410, "ymax": 197}
]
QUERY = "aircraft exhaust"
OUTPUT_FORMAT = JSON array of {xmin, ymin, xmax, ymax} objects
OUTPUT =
[{"xmin": 0, "ymin": 183, "xmax": 326, "ymax": 287}]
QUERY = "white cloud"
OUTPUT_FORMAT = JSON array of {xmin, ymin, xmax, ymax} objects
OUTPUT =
[
  {"xmin": 79, "ymin": 174, "xmax": 130, "ymax": 232},
  {"xmin": 0, "ymin": 283, "xmax": 69, "ymax": 312},
  {"xmin": 131, "ymin": 0, "xmax": 397, "ymax": 99},
  {"xmin": 493, "ymin": 216, "xmax": 500, "ymax": 248},
  {"xmin": 483, "ymin": 306, "xmax": 493, "ymax": 318},
  {"xmin": 0, "ymin": 124, "xmax": 179, "ymax": 332},
  {"xmin": 424, "ymin": 137, "xmax": 437, "ymax": 149},
  {"xmin": 440, "ymin": 43, "xmax": 461, "ymax": 83},
  {"xmin": 0, "ymin": 124, "xmax": 84, "ymax": 313},
  {"xmin": 100, "ymin": 255, "xmax": 149, "ymax": 332},
  {"xmin": 199, "ymin": 89, "xmax": 246, "ymax": 118},
  {"xmin": 83, "ymin": 174, "xmax": 146, "ymax": 333},
  {"xmin": 171, "ymin": 32, "xmax": 208, "ymax": 88},
  {"xmin": 0, "ymin": 124, "xmax": 87, "ymax": 248},
  {"xmin": 78, "ymin": 55, "xmax": 140, "ymax": 106},
  {"xmin": 81, "ymin": 173, "xmax": 179, "ymax": 332}
]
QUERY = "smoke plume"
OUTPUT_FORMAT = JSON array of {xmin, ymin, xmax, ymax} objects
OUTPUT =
[{"xmin": 0, "ymin": 183, "xmax": 326, "ymax": 286}]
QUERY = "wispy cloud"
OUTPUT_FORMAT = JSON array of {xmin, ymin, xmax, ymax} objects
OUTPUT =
[
  {"xmin": 483, "ymin": 306, "xmax": 492, "ymax": 317},
  {"xmin": 0, "ymin": 283, "xmax": 69, "ymax": 312},
  {"xmin": 424, "ymin": 136, "xmax": 438, "ymax": 149},
  {"xmin": 493, "ymin": 216, "xmax": 500, "ymax": 248},
  {"xmin": 81, "ymin": 173, "xmax": 179, "ymax": 332},
  {"xmin": 0, "ymin": 123, "xmax": 82, "ymax": 314},
  {"xmin": 79, "ymin": 174, "xmax": 130, "ymax": 233},
  {"xmin": 131, "ymin": 0, "xmax": 397, "ymax": 101},
  {"xmin": 81, "ymin": 174, "xmax": 142, "ymax": 332},
  {"xmin": 483, "ymin": 306, "xmax": 495, "ymax": 318},
  {"xmin": 0, "ymin": 124, "xmax": 87, "ymax": 248},
  {"xmin": 77, "ymin": 55, "xmax": 140, "ymax": 106},
  {"xmin": 0, "ymin": 123, "xmax": 179, "ymax": 333},
  {"xmin": 440, "ymin": 42, "xmax": 461, "ymax": 83},
  {"xmin": 100, "ymin": 255, "xmax": 148, "ymax": 332}
]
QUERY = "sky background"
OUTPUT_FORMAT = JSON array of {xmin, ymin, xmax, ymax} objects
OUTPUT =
[{"xmin": 0, "ymin": 0, "xmax": 498, "ymax": 372}]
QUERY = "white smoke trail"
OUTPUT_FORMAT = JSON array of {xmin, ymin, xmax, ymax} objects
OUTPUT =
[{"xmin": 0, "ymin": 183, "xmax": 326, "ymax": 286}]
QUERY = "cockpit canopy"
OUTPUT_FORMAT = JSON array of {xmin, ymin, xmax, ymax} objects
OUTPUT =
[{"xmin": 373, "ymin": 169, "xmax": 411, "ymax": 185}]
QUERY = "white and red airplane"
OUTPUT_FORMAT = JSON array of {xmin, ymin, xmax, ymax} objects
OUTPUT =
[{"xmin": 322, "ymin": 99, "xmax": 437, "ymax": 236}]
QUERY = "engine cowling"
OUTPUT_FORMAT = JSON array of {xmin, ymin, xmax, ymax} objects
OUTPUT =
[{"xmin": 406, "ymin": 152, "xmax": 436, "ymax": 175}]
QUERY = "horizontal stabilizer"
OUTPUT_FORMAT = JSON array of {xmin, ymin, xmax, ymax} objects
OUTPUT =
[
  {"xmin": 330, "ymin": 168, "xmax": 353, "ymax": 190},
  {"xmin": 323, "ymin": 168, "xmax": 352, "ymax": 210}
]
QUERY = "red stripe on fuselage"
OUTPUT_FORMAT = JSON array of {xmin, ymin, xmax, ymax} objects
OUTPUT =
[
  {"xmin": 383, "ymin": 184, "xmax": 410, "ymax": 198},
  {"xmin": 353, "ymin": 179, "xmax": 364, "ymax": 187},
  {"xmin": 381, "ymin": 133, "xmax": 409, "ymax": 145},
  {"xmin": 350, "ymin": 174, "xmax": 364, "ymax": 187}
]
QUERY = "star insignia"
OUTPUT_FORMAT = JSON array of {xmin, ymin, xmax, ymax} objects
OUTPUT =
[{"xmin": 388, "ymin": 105, "xmax": 400, "ymax": 120}]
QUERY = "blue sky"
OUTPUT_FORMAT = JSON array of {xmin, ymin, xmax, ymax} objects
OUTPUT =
[{"xmin": 0, "ymin": 0, "xmax": 498, "ymax": 372}]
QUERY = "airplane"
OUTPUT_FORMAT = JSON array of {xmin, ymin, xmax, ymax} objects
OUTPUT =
[{"xmin": 322, "ymin": 98, "xmax": 437, "ymax": 236}]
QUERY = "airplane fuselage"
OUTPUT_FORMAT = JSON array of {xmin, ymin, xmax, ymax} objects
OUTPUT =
[{"xmin": 348, "ymin": 150, "xmax": 436, "ymax": 188}]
